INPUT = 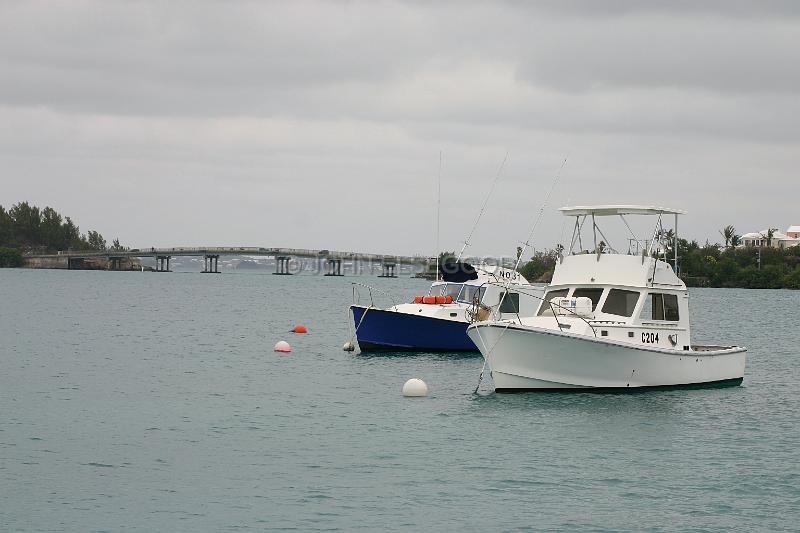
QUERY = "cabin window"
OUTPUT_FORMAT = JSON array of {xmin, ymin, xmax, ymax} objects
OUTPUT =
[
  {"xmin": 601, "ymin": 289, "xmax": 640, "ymax": 317},
  {"xmin": 499, "ymin": 292, "xmax": 520, "ymax": 313},
  {"xmin": 663, "ymin": 294, "xmax": 680, "ymax": 321},
  {"xmin": 460, "ymin": 285, "xmax": 485, "ymax": 303},
  {"xmin": 642, "ymin": 293, "xmax": 680, "ymax": 321},
  {"xmin": 444, "ymin": 283, "xmax": 463, "ymax": 300},
  {"xmin": 429, "ymin": 284, "xmax": 445, "ymax": 296},
  {"xmin": 538, "ymin": 289, "xmax": 568, "ymax": 315},
  {"xmin": 572, "ymin": 288, "xmax": 604, "ymax": 311}
]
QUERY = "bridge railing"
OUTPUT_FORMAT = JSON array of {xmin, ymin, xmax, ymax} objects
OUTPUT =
[{"xmin": 28, "ymin": 246, "xmax": 432, "ymax": 265}]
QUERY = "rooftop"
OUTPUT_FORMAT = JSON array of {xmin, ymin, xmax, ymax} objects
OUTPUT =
[{"xmin": 741, "ymin": 230, "xmax": 790, "ymax": 240}]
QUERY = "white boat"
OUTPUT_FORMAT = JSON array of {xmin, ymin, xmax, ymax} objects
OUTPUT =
[
  {"xmin": 467, "ymin": 205, "xmax": 747, "ymax": 391},
  {"xmin": 350, "ymin": 262, "xmax": 543, "ymax": 352}
]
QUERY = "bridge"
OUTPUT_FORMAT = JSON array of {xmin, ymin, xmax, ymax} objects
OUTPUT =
[{"xmin": 23, "ymin": 246, "xmax": 431, "ymax": 277}]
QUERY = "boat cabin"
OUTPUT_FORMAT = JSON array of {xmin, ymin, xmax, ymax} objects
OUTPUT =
[
  {"xmin": 409, "ymin": 261, "xmax": 542, "ymax": 321},
  {"xmin": 523, "ymin": 206, "xmax": 693, "ymax": 351}
]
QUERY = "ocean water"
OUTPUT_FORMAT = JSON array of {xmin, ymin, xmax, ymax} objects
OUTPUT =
[{"xmin": 1, "ymin": 269, "xmax": 798, "ymax": 532}]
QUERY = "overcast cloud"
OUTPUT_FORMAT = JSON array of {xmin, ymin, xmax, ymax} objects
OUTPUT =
[{"xmin": 1, "ymin": 1, "xmax": 798, "ymax": 257}]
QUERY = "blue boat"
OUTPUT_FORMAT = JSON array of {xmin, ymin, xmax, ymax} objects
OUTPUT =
[
  {"xmin": 349, "ymin": 262, "xmax": 542, "ymax": 353},
  {"xmin": 350, "ymin": 305, "xmax": 477, "ymax": 351}
]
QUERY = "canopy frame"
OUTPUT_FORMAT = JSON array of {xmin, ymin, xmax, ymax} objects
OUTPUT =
[{"xmin": 560, "ymin": 205, "xmax": 682, "ymax": 274}]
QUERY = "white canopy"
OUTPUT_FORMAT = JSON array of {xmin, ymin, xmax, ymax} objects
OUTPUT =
[{"xmin": 559, "ymin": 205, "xmax": 685, "ymax": 217}]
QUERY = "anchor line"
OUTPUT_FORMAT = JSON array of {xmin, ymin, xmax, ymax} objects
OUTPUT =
[
  {"xmin": 473, "ymin": 321, "xmax": 512, "ymax": 394},
  {"xmin": 344, "ymin": 283, "xmax": 399, "ymax": 351},
  {"xmin": 345, "ymin": 303, "xmax": 374, "ymax": 351}
]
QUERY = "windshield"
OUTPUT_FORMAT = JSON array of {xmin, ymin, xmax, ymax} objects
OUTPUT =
[
  {"xmin": 538, "ymin": 289, "xmax": 568, "ymax": 315},
  {"xmin": 572, "ymin": 288, "xmax": 604, "ymax": 311},
  {"xmin": 443, "ymin": 283, "xmax": 463, "ymax": 300},
  {"xmin": 460, "ymin": 285, "xmax": 486, "ymax": 303}
]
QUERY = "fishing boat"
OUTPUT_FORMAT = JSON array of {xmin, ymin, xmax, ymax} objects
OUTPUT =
[
  {"xmin": 467, "ymin": 205, "xmax": 747, "ymax": 391},
  {"xmin": 350, "ymin": 261, "xmax": 543, "ymax": 352}
]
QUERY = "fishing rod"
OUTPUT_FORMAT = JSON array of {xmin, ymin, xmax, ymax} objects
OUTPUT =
[
  {"xmin": 510, "ymin": 156, "xmax": 567, "ymax": 275},
  {"xmin": 474, "ymin": 156, "xmax": 568, "ymax": 393},
  {"xmin": 455, "ymin": 152, "xmax": 509, "ymax": 262}
]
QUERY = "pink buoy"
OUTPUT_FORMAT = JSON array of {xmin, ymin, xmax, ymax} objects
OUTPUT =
[{"xmin": 274, "ymin": 340, "xmax": 291, "ymax": 352}]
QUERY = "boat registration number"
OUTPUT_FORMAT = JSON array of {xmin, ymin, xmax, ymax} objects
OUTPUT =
[{"xmin": 642, "ymin": 332, "xmax": 660, "ymax": 344}]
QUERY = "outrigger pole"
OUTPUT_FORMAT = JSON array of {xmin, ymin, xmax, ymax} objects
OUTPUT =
[
  {"xmin": 475, "ymin": 156, "xmax": 567, "ymax": 394},
  {"xmin": 510, "ymin": 157, "xmax": 567, "ymax": 275},
  {"xmin": 456, "ymin": 152, "xmax": 508, "ymax": 262}
]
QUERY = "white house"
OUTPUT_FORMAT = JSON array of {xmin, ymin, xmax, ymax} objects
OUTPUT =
[{"xmin": 740, "ymin": 227, "xmax": 800, "ymax": 249}]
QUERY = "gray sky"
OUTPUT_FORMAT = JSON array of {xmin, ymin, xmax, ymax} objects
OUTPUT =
[{"xmin": 2, "ymin": 1, "xmax": 798, "ymax": 257}]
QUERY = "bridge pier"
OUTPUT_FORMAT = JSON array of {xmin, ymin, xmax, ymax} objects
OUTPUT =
[
  {"xmin": 274, "ymin": 256, "xmax": 292, "ymax": 275},
  {"xmin": 379, "ymin": 262, "xmax": 397, "ymax": 278},
  {"xmin": 203, "ymin": 254, "xmax": 220, "ymax": 273},
  {"xmin": 108, "ymin": 256, "xmax": 124, "ymax": 271},
  {"xmin": 325, "ymin": 258, "xmax": 343, "ymax": 276},
  {"xmin": 156, "ymin": 255, "xmax": 171, "ymax": 272}
]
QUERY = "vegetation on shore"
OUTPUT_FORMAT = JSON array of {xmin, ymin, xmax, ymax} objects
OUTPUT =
[
  {"xmin": 518, "ymin": 235, "xmax": 800, "ymax": 290},
  {"xmin": 415, "ymin": 251, "xmax": 457, "ymax": 279},
  {"xmin": 0, "ymin": 202, "xmax": 125, "ymax": 265},
  {"xmin": 0, "ymin": 247, "xmax": 23, "ymax": 267}
]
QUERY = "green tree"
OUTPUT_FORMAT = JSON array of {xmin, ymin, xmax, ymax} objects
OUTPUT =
[
  {"xmin": 519, "ymin": 249, "xmax": 559, "ymax": 282},
  {"xmin": 0, "ymin": 202, "xmax": 124, "ymax": 255},
  {"xmin": 40, "ymin": 207, "xmax": 64, "ymax": 250},
  {"xmin": 0, "ymin": 246, "xmax": 23, "ymax": 267},
  {"xmin": 784, "ymin": 267, "xmax": 800, "ymax": 290},
  {"xmin": 720, "ymin": 225, "xmax": 735, "ymax": 248},
  {"xmin": 0, "ymin": 206, "xmax": 14, "ymax": 247},
  {"xmin": 62, "ymin": 217, "xmax": 81, "ymax": 250},
  {"xmin": 86, "ymin": 230, "xmax": 107, "ymax": 251},
  {"xmin": 764, "ymin": 228, "xmax": 778, "ymax": 248},
  {"xmin": 9, "ymin": 202, "xmax": 41, "ymax": 247}
]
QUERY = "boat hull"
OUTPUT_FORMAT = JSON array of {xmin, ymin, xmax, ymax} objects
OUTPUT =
[
  {"xmin": 351, "ymin": 305, "xmax": 478, "ymax": 352},
  {"xmin": 467, "ymin": 323, "xmax": 746, "ymax": 391}
]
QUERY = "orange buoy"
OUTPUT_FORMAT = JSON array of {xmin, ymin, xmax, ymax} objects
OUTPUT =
[
  {"xmin": 444, "ymin": 295, "xmax": 453, "ymax": 304},
  {"xmin": 292, "ymin": 325, "xmax": 308, "ymax": 334},
  {"xmin": 422, "ymin": 295, "xmax": 436, "ymax": 304},
  {"xmin": 414, "ymin": 295, "xmax": 424, "ymax": 304}
]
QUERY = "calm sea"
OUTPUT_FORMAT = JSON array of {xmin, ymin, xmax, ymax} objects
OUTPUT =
[{"xmin": 1, "ymin": 269, "xmax": 798, "ymax": 532}]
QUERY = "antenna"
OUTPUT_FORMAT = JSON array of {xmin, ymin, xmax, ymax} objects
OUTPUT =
[
  {"xmin": 435, "ymin": 151, "xmax": 442, "ymax": 281},
  {"xmin": 456, "ymin": 152, "xmax": 508, "ymax": 261}
]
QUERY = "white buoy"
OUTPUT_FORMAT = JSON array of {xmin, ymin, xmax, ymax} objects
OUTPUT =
[
  {"xmin": 402, "ymin": 378, "xmax": 428, "ymax": 397},
  {"xmin": 343, "ymin": 341, "xmax": 355, "ymax": 352},
  {"xmin": 274, "ymin": 340, "xmax": 291, "ymax": 352}
]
